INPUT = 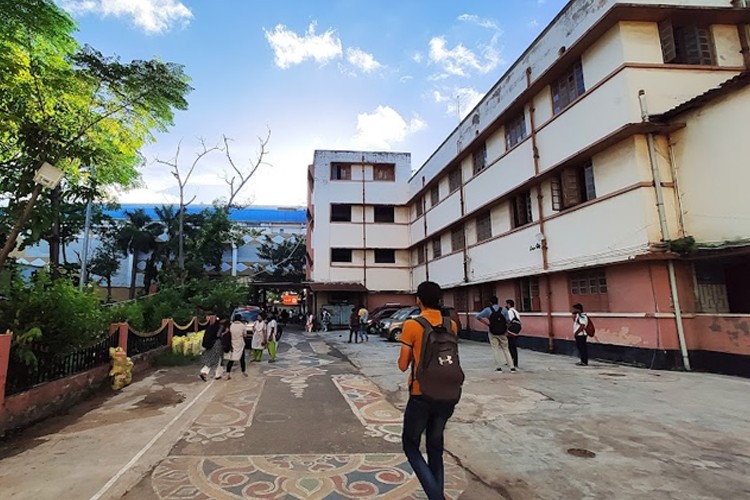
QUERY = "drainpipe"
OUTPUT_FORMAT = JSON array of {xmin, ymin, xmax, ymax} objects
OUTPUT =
[
  {"xmin": 527, "ymin": 68, "xmax": 554, "ymax": 351},
  {"xmin": 459, "ymin": 173, "xmax": 470, "ymax": 283},
  {"xmin": 639, "ymin": 90, "xmax": 691, "ymax": 371},
  {"xmin": 361, "ymin": 157, "xmax": 368, "ymax": 294}
]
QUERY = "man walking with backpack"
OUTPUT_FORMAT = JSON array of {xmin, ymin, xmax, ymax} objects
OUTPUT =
[
  {"xmin": 476, "ymin": 296, "xmax": 515, "ymax": 372},
  {"xmin": 398, "ymin": 281, "xmax": 463, "ymax": 500}
]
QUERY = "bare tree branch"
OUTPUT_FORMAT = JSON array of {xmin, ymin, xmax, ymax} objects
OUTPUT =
[{"xmin": 223, "ymin": 127, "xmax": 271, "ymax": 209}]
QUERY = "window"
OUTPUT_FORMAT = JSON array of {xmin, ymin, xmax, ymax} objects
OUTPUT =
[
  {"xmin": 451, "ymin": 225, "xmax": 465, "ymax": 252},
  {"xmin": 374, "ymin": 249, "xmax": 396, "ymax": 264},
  {"xmin": 448, "ymin": 168, "xmax": 462, "ymax": 193},
  {"xmin": 374, "ymin": 205, "xmax": 395, "ymax": 223},
  {"xmin": 551, "ymin": 160, "xmax": 596, "ymax": 211},
  {"xmin": 659, "ymin": 20, "xmax": 715, "ymax": 65},
  {"xmin": 551, "ymin": 60, "xmax": 585, "ymax": 115},
  {"xmin": 330, "ymin": 204, "xmax": 352, "ymax": 222},
  {"xmin": 454, "ymin": 289, "xmax": 468, "ymax": 312},
  {"xmin": 511, "ymin": 191, "xmax": 533, "ymax": 228},
  {"xmin": 416, "ymin": 197, "xmax": 424, "ymax": 217},
  {"xmin": 476, "ymin": 212, "xmax": 492, "ymax": 242},
  {"xmin": 518, "ymin": 277, "xmax": 540, "ymax": 312},
  {"xmin": 505, "ymin": 112, "xmax": 527, "ymax": 149},
  {"xmin": 330, "ymin": 163, "xmax": 352, "ymax": 180},
  {"xmin": 432, "ymin": 237, "xmax": 442, "ymax": 259},
  {"xmin": 472, "ymin": 142, "xmax": 487, "ymax": 174},
  {"xmin": 430, "ymin": 185, "xmax": 440, "ymax": 207},
  {"xmin": 570, "ymin": 269, "xmax": 608, "ymax": 295},
  {"xmin": 373, "ymin": 163, "xmax": 396, "ymax": 181},
  {"xmin": 416, "ymin": 244, "xmax": 426, "ymax": 265},
  {"xmin": 331, "ymin": 248, "xmax": 352, "ymax": 263}
]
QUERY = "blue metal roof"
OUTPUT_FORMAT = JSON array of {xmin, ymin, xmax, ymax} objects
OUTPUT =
[{"xmin": 104, "ymin": 204, "xmax": 306, "ymax": 224}]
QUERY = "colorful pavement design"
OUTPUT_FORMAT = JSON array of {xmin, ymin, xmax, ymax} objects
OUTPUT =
[{"xmin": 134, "ymin": 330, "xmax": 467, "ymax": 499}]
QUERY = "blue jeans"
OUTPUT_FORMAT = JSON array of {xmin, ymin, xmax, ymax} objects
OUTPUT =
[
  {"xmin": 358, "ymin": 325, "xmax": 368, "ymax": 341},
  {"xmin": 402, "ymin": 395, "xmax": 456, "ymax": 500}
]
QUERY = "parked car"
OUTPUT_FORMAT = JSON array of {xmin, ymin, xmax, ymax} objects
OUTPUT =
[
  {"xmin": 365, "ymin": 304, "xmax": 405, "ymax": 334},
  {"xmin": 231, "ymin": 305, "xmax": 261, "ymax": 323},
  {"xmin": 380, "ymin": 305, "xmax": 463, "ymax": 342}
]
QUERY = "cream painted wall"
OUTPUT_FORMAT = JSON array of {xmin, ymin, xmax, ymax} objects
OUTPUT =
[
  {"xmin": 329, "ymin": 224, "xmax": 364, "ymax": 247},
  {"xmin": 486, "ymin": 127, "xmax": 506, "ymax": 162},
  {"xmin": 425, "ymin": 253, "xmax": 465, "ymax": 289},
  {"xmin": 467, "ymin": 225, "xmax": 545, "ymax": 283},
  {"xmin": 329, "ymin": 267, "xmax": 366, "ymax": 283},
  {"xmin": 619, "ymin": 22, "xmax": 663, "ymax": 64},
  {"xmin": 366, "ymin": 268, "xmax": 411, "ymax": 291},
  {"xmin": 365, "ymin": 225, "xmax": 410, "ymax": 247},
  {"xmin": 410, "ymin": 218, "xmax": 425, "ymax": 244},
  {"xmin": 425, "ymin": 194, "xmax": 462, "ymax": 237},
  {"xmin": 712, "ymin": 25, "xmax": 744, "ymax": 67},
  {"xmin": 464, "ymin": 140, "xmax": 535, "ymax": 214},
  {"xmin": 582, "ymin": 23, "xmax": 625, "ymax": 86},
  {"xmin": 533, "ymin": 86, "xmax": 554, "ymax": 127},
  {"xmin": 669, "ymin": 85, "xmax": 750, "ymax": 244}
]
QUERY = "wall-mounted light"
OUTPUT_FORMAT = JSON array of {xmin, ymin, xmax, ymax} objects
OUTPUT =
[{"xmin": 33, "ymin": 162, "xmax": 64, "ymax": 189}]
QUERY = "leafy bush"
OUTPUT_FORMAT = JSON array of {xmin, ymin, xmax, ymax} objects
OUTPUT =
[
  {"xmin": 106, "ymin": 301, "xmax": 145, "ymax": 331},
  {"xmin": 188, "ymin": 278, "xmax": 246, "ymax": 318}
]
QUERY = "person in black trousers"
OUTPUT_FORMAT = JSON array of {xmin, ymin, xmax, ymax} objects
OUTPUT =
[
  {"xmin": 348, "ymin": 307, "xmax": 359, "ymax": 343},
  {"xmin": 572, "ymin": 303, "xmax": 589, "ymax": 366}
]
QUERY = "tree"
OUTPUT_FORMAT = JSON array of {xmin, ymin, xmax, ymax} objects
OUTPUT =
[
  {"xmin": 116, "ymin": 209, "xmax": 162, "ymax": 299},
  {"xmin": 222, "ymin": 129, "xmax": 271, "ymax": 209},
  {"xmin": 88, "ymin": 221, "xmax": 122, "ymax": 301},
  {"xmin": 0, "ymin": 0, "xmax": 192, "ymax": 270},
  {"xmin": 254, "ymin": 234, "xmax": 306, "ymax": 282}
]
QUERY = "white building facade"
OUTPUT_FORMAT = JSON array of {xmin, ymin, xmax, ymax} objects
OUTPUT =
[{"xmin": 307, "ymin": 0, "xmax": 750, "ymax": 376}]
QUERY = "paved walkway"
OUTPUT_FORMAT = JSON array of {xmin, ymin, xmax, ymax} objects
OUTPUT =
[{"xmin": 1, "ymin": 326, "xmax": 750, "ymax": 499}]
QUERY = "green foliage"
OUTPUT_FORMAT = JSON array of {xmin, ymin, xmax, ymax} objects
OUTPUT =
[
  {"xmin": 141, "ymin": 287, "xmax": 193, "ymax": 331},
  {"xmin": 0, "ymin": 270, "xmax": 107, "ymax": 352},
  {"xmin": 188, "ymin": 278, "xmax": 247, "ymax": 319},
  {"xmin": 669, "ymin": 236, "xmax": 696, "ymax": 256},
  {"xmin": 254, "ymin": 234, "xmax": 306, "ymax": 282},
  {"xmin": 106, "ymin": 301, "xmax": 145, "ymax": 331}
]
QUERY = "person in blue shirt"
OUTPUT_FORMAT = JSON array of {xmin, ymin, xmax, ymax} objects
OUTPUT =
[{"xmin": 475, "ymin": 296, "xmax": 515, "ymax": 372}]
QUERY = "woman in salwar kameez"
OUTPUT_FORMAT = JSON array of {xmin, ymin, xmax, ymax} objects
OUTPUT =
[{"xmin": 250, "ymin": 313, "xmax": 267, "ymax": 362}]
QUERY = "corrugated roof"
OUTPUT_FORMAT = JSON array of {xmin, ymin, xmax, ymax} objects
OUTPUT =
[
  {"xmin": 104, "ymin": 204, "xmax": 306, "ymax": 224},
  {"xmin": 652, "ymin": 71, "xmax": 750, "ymax": 121}
]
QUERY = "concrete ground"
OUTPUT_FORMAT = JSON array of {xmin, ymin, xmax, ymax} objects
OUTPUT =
[{"xmin": 0, "ymin": 326, "xmax": 749, "ymax": 499}]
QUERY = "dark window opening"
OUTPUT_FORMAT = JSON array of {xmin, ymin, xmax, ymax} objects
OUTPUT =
[
  {"xmin": 505, "ymin": 111, "xmax": 527, "ymax": 149},
  {"xmin": 448, "ymin": 168, "xmax": 462, "ymax": 193},
  {"xmin": 374, "ymin": 205, "xmax": 395, "ymax": 223},
  {"xmin": 416, "ymin": 198, "xmax": 424, "ymax": 217},
  {"xmin": 373, "ymin": 163, "xmax": 396, "ymax": 181},
  {"xmin": 518, "ymin": 276, "xmax": 541, "ymax": 312},
  {"xmin": 551, "ymin": 160, "xmax": 596, "ymax": 211},
  {"xmin": 451, "ymin": 226, "xmax": 465, "ymax": 252},
  {"xmin": 512, "ymin": 191, "xmax": 533, "ymax": 228},
  {"xmin": 374, "ymin": 249, "xmax": 396, "ymax": 264},
  {"xmin": 659, "ymin": 20, "xmax": 715, "ymax": 65},
  {"xmin": 432, "ymin": 237, "xmax": 442, "ymax": 259},
  {"xmin": 416, "ymin": 244, "xmax": 426, "ymax": 265},
  {"xmin": 430, "ymin": 185, "xmax": 440, "ymax": 207},
  {"xmin": 472, "ymin": 142, "xmax": 487, "ymax": 175},
  {"xmin": 330, "ymin": 163, "xmax": 352, "ymax": 180},
  {"xmin": 552, "ymin": 59, "xmax": 585, "ymax": 115},
  {"xmin": 476, "ymin": 212, "xmax": 492, "ymax": 242},
  {"xmin": 330, "ymin": 204, "xmax": 352, "ymax": 222},
  {"xmin": 695, "ymin": 257, "xmax": 750, "ymax": 313},
  {"xmin": 331, "ymin": 248, "xmax": 353, "ymax": 263},
  {"xmin": 454, "ymin": 289, "xmax": 469, "ymax": 312}
]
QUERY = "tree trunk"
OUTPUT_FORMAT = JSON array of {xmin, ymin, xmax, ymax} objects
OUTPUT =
[
  {"xmin": 106, "ymin": 276, "xmax": 112, "ymax": 302},
  {"xmin": 129, "ymin": 251, "xmax": 138, "ymax": 299}
]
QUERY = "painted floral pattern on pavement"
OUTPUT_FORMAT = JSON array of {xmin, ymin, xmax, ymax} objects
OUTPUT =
[{"xmin": 332, "ymin": 374, "xmax": 404, "ymax": 444}]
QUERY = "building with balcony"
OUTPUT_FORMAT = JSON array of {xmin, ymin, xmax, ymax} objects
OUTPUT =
[{"xmin": 306, "ymin": 0, "xmax": 750, "ymax": 375}]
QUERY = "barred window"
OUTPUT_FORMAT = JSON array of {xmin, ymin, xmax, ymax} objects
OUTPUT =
[
  {"xmin": 330, "ymin": 204, "xmax": 351, "ymax": 222},
  {"xmin": 551, "ymin": 60, "xmax": 585, "ymax": 115},
  {"xmin": 331, "ymin": 248, "xmax": 352, "ymax": 263},
  {"xmin": 659, "ymin": 20, "xmax": 715, "ymax": 65},
  {"xmin": 448, "ymin": 168, "xmax": 462, "ymax": 193},
  {"xmin": 518, "ymin": 277, "xmax": 540, "ymax": 312},
  {"xmin": 430, "ymin": 185, "xmax": 440, "ymax": 207},
  {"xmin": 472, "ymin": 142, "xmax": 487, "ymax": 175},
  {"xmin": 451, "ymin": 225, "xmax": 465, "ymax": 252},
  {"xmin": 551, "ymin": 160, "xmax": 596, "ymax": 211},
  {"xmin": 511, "ymin": 191, "xmax": 533, "ymax": 228},
  {"xmin": 373, "ymin": 163, "xmax": 395, "ymax": 181},
  {"xmin": 505, "ymin": 112, "xmax": 527, "ymax": 149},
  {"xmin": 454, "ymin": 289, "xmax": 469, "ymax": 312},
  {"xmin": 476, "ymin": 212, "xmax": 492, "ymax": 242},
  {"xmin": 374, "ymin": 249, "xmax": 396, "ymax": 263},
  {"xmin": 432, "ymin": 237, "xmax": 442, "ymax": 259},
  {"xmin": 416, "ymin": 244, "xmax": 426, "ymax": 265},
  {"xmin": 374, "ymin": 205, "xmax": 395, "ymax": 223},
  {"xmin": 416, "ymin": 197, "xmax": 424, "ymax": 217},
  {"xmin": 331, "ymin": 163, "xmax": 352, "ymax": 180},
  {"xmin": 570, "ymin": 269, "xmax": 608, "ymax": 295}
]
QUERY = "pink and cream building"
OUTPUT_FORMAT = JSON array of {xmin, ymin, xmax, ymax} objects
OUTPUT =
[{"xmin": 307, "ymin": 0, "xmax": 750, "ymax": 375}]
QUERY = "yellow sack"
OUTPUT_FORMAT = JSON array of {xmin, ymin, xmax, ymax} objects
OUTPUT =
[{"xmin": 109, "ymin": 347, "xmax": 134, "ymax": 390}]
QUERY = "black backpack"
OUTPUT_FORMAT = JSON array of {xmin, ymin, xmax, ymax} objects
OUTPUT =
[
  {"xmin": 488, "ymin": 307, "xmax": 507, "ymax": 335},
  {"xmin": 412, "ymin": 317, "xmax": 465, "ymax": 405}
]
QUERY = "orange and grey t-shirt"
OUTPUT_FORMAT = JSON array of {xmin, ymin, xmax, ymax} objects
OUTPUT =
[{"xmin": 400, "ymin": 308, "xmax": 457, "ymax": 396}]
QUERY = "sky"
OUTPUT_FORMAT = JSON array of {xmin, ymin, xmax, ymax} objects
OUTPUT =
[{"xmin": 56, "ymin": 0, "xmax": 569, "ymax": 208}]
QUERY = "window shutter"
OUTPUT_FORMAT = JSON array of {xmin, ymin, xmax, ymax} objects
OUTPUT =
[
  {"xmin": 683, "ymin": 24, "xmax": 702, "ymax": 64},
  {"xmin": 659, "ymin": 20, "xmax": 677, "ymax": 63},
  {"xmin": 696, "ymin": 26, "xmax": 715, "ymax": 65},
  {"xmin": 583, "ymin": 162, "xmax": 596, "ymax": 201},
  {"xmin": 561, "ymin": 167, "xmax": 582, "ymax": 208},
  {"xmin": 551, "ymin": 176, "xmax": 562, "ymax": 211}
]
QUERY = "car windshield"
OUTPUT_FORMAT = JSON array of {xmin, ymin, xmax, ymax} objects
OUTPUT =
[{"xmin": 393, "ymin": 307, "xmax": 417, "ymax": 320}]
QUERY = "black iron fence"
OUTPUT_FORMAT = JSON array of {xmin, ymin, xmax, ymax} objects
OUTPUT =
[
  {"xmin": 126, "ymin": 323, "xmax": 168, "ymax": 356},
  {"xmin": 5, "ymin": 332, "xmax": 119, "ymax": 397},
  {"xmin": 173, "ymin": 317, "xmax": 196, "ymax": 337}
]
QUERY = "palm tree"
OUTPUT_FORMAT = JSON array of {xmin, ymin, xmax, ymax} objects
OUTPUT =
[{"xmin": 116, "ymin": 209, "xmax": 162, "ymax": 299}]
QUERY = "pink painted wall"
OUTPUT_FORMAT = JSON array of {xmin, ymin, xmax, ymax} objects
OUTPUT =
[{"xmin": 684, "ymin": 315, "xmax": 750, "ymax": 355}]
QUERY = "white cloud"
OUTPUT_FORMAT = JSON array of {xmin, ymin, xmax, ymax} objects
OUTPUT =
[
  {"xmin": 457, "ymin": 14, "xmax": 499, "ymax": 30},
  {"xmin": 264, "ymin": 22, "xmax": 342, "ymax": 69},
  {"xmin": 59, "ymin": 0, "xmax": 192, "ymax": 34},
  {"xmin": 346, "ymin": 47, "xmax": 383, "ymax": 73},
  {"xmin": 428, "ymin": 36, "xmax": 500, "ymax": 78},
  {"xmin": 353, "ymin": 105, "xmax": 426, "ymax": 150},
  {"xmin": 433, "ymin": 87, "xmax": 485, "ymax": 119}
]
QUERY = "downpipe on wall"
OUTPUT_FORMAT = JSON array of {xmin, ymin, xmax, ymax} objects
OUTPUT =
[{"xmin": 639, "ymin": 90, "xmax": 691, "ymax": 371}]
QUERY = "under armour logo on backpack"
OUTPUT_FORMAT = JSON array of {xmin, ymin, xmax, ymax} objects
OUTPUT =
[{"xmin": 438, "ymin": 355, "xmax": 453, "ymax": 366}]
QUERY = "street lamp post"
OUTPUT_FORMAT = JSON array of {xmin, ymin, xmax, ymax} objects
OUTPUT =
[{"xmin": 0, "ymin": 162, "xmax": 64, "ymax": 270}]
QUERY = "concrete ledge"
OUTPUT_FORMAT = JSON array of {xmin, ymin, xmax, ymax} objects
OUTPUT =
[{"xmin": 0, "ymin": 346, "xmax": 169, "ymax": 436}]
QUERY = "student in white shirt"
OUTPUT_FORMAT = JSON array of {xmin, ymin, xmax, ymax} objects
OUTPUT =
[
  {"xmin": 266, "ymin": 314, "xmax": 279, "ymax": 363},
  {"xmin": 505, "ymin": 299, "xmax": 522, "ymax": 369},
  {"xmin": 572, "ymin": 303, "xmax": 589, "ymax": 366}
]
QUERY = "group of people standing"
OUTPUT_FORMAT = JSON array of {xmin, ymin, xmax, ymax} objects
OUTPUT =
[
  {"xmin": 476, "ymin": 296, "xmax": 522, "ymax": 372},
  {"xmin": 198, "ymin": 312, "xmax": 281, "ymax": 381},
  {"xmin": 348, "ymin": 305, "xmax": 369, "ymax": 343}
]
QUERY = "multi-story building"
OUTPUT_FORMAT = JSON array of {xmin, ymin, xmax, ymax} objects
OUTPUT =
[{"xmin": 307, "ymin": 0, "xmax": 750, "ymax": 375}]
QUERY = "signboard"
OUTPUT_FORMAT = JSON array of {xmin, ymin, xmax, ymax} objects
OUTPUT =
[{"xmin": 282, "ymin": 292, "xmax": 299, "ymax": 306}]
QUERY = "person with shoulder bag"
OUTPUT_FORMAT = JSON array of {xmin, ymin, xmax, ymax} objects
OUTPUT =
[{"xmin": 505, "ymin": 299, "xmax": 522, "ymax": 370}]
